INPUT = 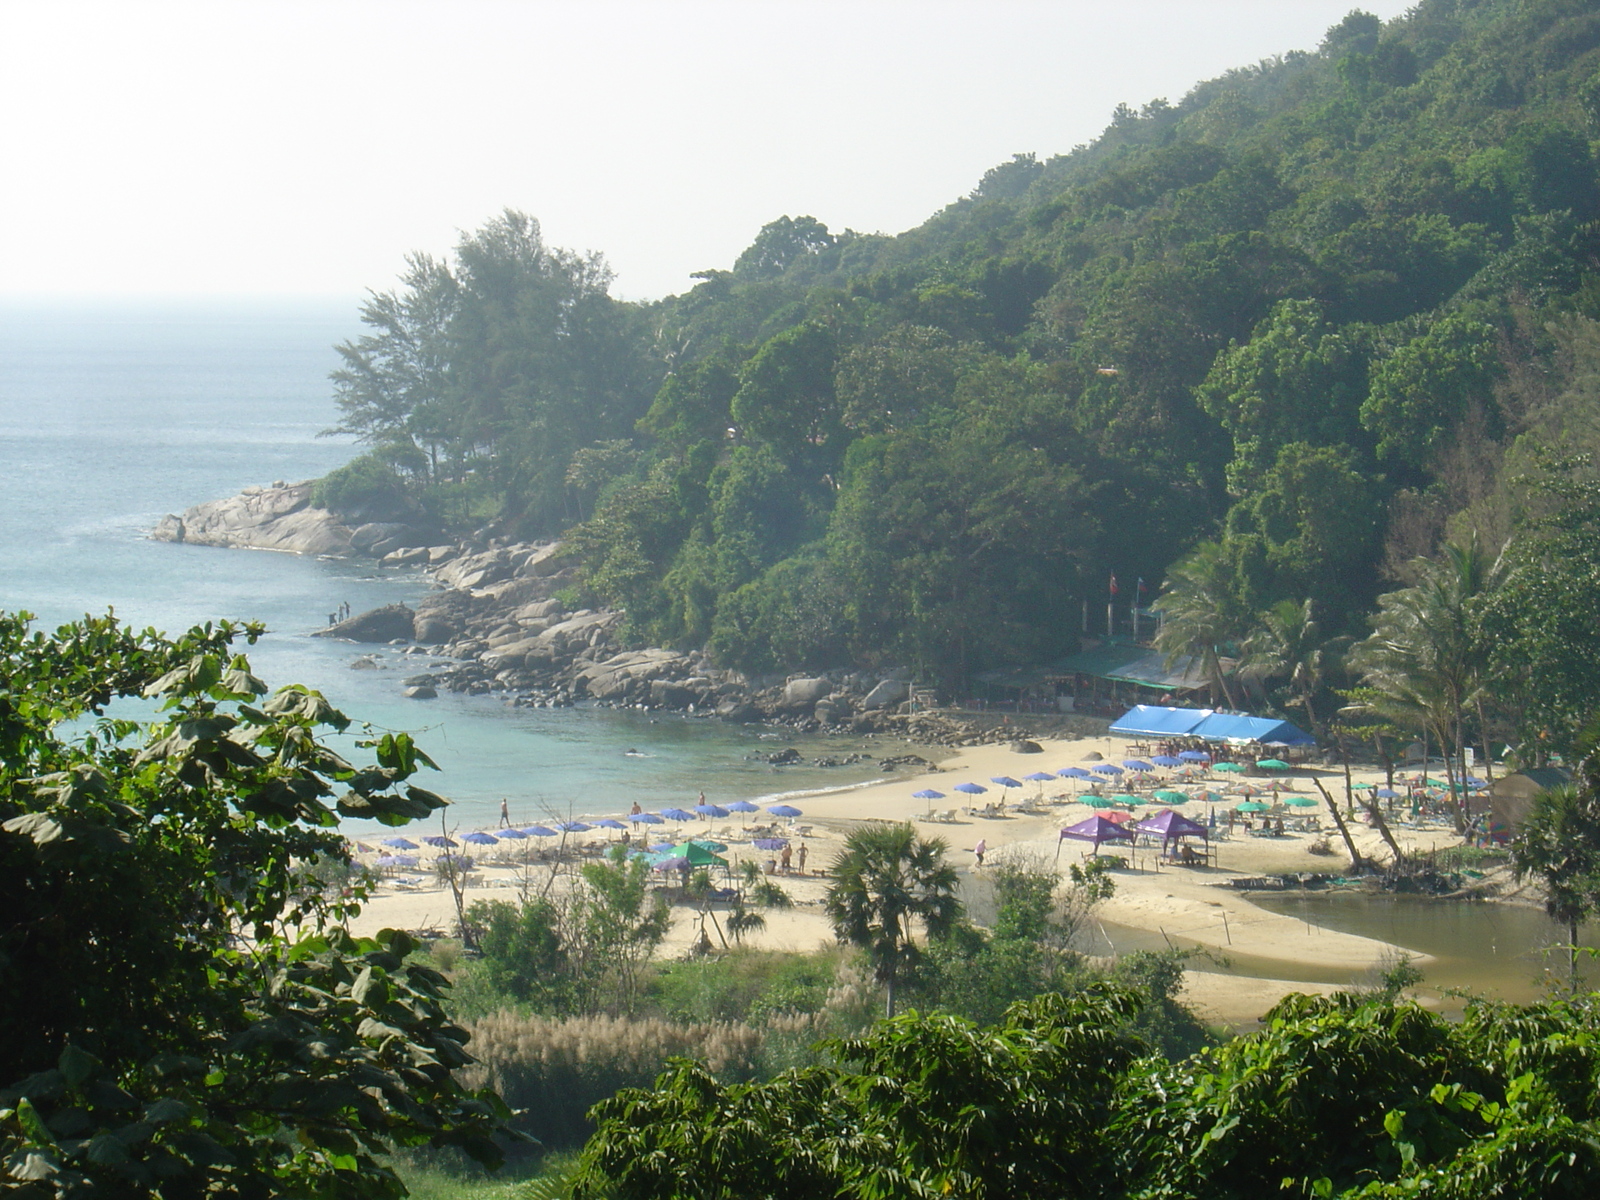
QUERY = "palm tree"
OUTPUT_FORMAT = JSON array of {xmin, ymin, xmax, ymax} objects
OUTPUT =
[
  {"xmin": 1152, "ymin": 542, "xmax": 1253, "ymax": 708},
  {"xmin": 1511, "ymin": 782, "xmax": 1600, "ymax": 985},
  {"xmin": 1347, "ymin": 534, "xmax": 1507, "ymax": 830},
  {"xmin": 824, "ymin": 823, "xmax": 962, "ymax": 1016},
  {"xmin": 1240, "ymin": 598, "xmax": 1349, "ymax": 741}
]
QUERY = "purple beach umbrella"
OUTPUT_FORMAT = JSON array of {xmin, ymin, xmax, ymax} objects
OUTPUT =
[
  {"xmin": 461, "ymin": 831, "xmax": 500, "ymax": 845},
  {"xmin": 753, "ymin": 837, "xmax": 789, "ymax": 851},
  {"xmin": 422, "ymin": 835, "xmax": 457, "ymax": 847}
]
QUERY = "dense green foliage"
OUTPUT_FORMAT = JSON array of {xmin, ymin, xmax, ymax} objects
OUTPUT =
[
  {"xmin": 573, "ymin": 988, "xmax": 1600, "ymax": 1199},
  {"xmin": 333, "ymin": 0, "xmax": 1600, "ymax": 700},
  {"xmin": 0, "ymin": 614, "xmax": 511, "ymax": 1197}
]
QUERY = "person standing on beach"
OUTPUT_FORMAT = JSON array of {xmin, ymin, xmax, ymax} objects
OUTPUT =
[
  {"xmin": 973, "ymin": 838, "xmax": 986, "ymax": 867},
  {"xmin": 498, "ymin": 798, "xmax": 510, "ymax": 828},
  {"xmin": 780, "ymin": 844, "xmax": 793, "ymax": 873},
  {"xmin": 796, "ymin": 842, "xmax": 808, "ymax": 872}
]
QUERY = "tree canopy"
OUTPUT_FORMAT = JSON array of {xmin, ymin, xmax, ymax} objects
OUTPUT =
[{"xmin": 0, "ymin": 613, "xmax": 510, "ymax": 1197}]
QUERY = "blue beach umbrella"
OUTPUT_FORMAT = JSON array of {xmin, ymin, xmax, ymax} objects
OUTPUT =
[
  {"xmin": 694, "ymin": 804, "xmax": 729, "ymax": 818},
  {"xmin": 913, "ymin": 788, "xmax": 946, "ymax": 800},
  {"xmin": 461, "ymin": 831, "xmax": 499, "ymax": 845},
  {"xmin": 521, "ymin": 825, "xmax": 559, "ymax": 838},
  {"xmin": 628, "ymin": 812, "xmax": 665, "ymax": 825},
  {"xmin": 1024, "ymin": 771, "xmax": 1056, "ymax": 782},
  {"xmin": 381, "ymin": 837, "xmax": 419, "ymax": 850},
  {"xmin": 1122, "ymin": 760, "xmax": 1153, "ymax": 772},
  {"xmin": 753, "ymin": 837, "xmax": 789, "ymax": 851},
  {"xmin": 496, "ymin": 827, "xmax": 529, "ymax": 839},
  {"xmin": 422, "ymin": 835, "xmax": 457, "ymax": 847},
  {"xmin": 1057, "ymin": 767, "xmax": 1092, "ymax": 779},
  {"xmin": 1178, "ymin": 750, "xmax": 1211, "ymax": 762},
  {"xmin": 1376, "ymin": 787, "xmax": 1400, "ymax": 799},
  {"xmin": 376, "ymin": 854, "xmax": 417, "ymax": 868},
  {"xmin": 727, "ymin": 800, "xmax": 760, "ymax": 813},
  {"xmin": 1152, "ymin": 755, "xmax": 1183, "ymax": 767},
  {"xmin": 991, "ymin": 775, "xmax": 1023, "ymax": 789},
  {"xmin": 558, "ymin": 821, "xmax": 592, "ymax": 832},
  {"xmin": 660, "ymin": 807, "xmax": 697, "ymax": 821},
  {"xmin": 768, "ymin": 804, "xmax": 804, "ymax": 818},
  {"xmin": 1092, "ymin": 764, "xmax": 1124, "ymax": 777},
  {"xmin": 594, "ymin": 818, "xmax": 628, "ymax": 830},
  {"xmin": 953, "ymin": 782, "xmax": 988, "ymax": 796}
]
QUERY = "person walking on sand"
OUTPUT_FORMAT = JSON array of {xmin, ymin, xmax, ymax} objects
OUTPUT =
[
  {"xmin": 973, "ymin": 838, "xmax": 987, "ymax": 867},
  {"xmin": 796, "ymin": 842, "xmax": 808, "ymax": 872},
  {"xmin": 630, "ymin": 800, "xmax": 642, "ymax": 815},
  {"xmin": 498, "ymin": 798, "xmax": 510, "ymax": 828}
]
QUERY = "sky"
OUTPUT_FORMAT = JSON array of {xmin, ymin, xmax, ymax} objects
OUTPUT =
[{"xmin": 0, "ymin": 1, "xmax": 1414, "ymax": 304}]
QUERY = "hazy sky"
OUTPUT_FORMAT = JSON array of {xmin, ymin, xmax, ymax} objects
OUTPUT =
[{"xmin": 1, "ymin": 1, "xmax": 1412, "ymax": 303}]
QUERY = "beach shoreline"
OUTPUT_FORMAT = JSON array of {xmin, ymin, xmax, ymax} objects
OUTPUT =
[{"xmin": 345, "ymin": 728, "xmax": 1497, "ymax": 1028}]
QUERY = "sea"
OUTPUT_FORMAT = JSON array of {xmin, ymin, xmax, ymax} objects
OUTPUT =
[{"xmin": 0, "ymin": 297, "xmax": 900, "ymax": 833}]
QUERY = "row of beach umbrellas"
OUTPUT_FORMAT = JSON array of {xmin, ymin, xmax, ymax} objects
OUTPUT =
[{"xmin": 373, "ymin": 802, "xmax": 806, "ymax": 852}]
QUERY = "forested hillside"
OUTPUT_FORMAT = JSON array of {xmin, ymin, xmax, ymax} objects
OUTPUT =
[{"xmin": 329, "ymin": 0, "xmax": 1600, "ymax": 737}]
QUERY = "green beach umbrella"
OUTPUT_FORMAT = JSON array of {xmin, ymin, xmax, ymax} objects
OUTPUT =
[
  {"xmin": 1280, "ymin": 795, "xmax": 1318, "ymax": 808},
  {"xmin": 1256, "ymin": 758, "xmax": 1290, "ymax": 770},
  {"xmin": 1235, "ymin": 800, "xmax": 1269, "ymax": 813},
  {"xmin": 1111, "ymin": 794, "xmax": 1143, "ymax": 807},
  {"xmin": 1153, "ymin": 789, "xmax": 1188, "ymax": 804},
  {"xmin": 1214, "ymin": 761, "xmax": 1246, "ymax": 773}
]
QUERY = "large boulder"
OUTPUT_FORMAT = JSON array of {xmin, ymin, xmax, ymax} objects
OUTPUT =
[
  {"xmin": 412, "ymin": 613, "xmax": 459, "ymax": 644},
  {"xmin": 151, "ymin": 481, "xmax": 354, "ymax": 556},
  {"xmin": 862, "ymin": 678, "xmax": 910, "ymax": 710},
  {"xmin": 350, "ymin": 523, "xmax": 422, "ymax": 555},
  {"xmin": 434, "ymin": 549, "xmax": 513, "ymax": 591},
  {"xmin": 783, "ymin": 677, "xmax": 832, "ymax": 708},
  {"xmin": 312, "ymin": 603, "xmax": 415, "ymax": 643}
]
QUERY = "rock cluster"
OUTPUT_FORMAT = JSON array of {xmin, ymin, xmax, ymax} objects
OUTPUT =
[
  {"xmin": 153, "ymin": 483, "xmax": 1075, "ymax": 749},
  {"xmin": 152, "ymin": 480, "xmax": 440, "ymax": 558}
]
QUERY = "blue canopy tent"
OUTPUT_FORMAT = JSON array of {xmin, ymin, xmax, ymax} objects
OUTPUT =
[{"xmin": 1110, "ymin": 705, "xmax": 1314, "ymax": 747}]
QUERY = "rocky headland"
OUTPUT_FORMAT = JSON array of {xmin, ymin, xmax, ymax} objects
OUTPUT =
[{"xmin": 151, "ymin": 482, "xmax": 1093, "ymax": 749}]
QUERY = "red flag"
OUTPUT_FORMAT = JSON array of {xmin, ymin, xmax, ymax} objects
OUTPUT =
[{"xmin": 1109, "ymin": 573, "xmax": 1119, "ymax": 596}]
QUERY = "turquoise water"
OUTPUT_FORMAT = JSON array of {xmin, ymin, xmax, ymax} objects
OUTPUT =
[{"xmin": 0, "ymin": 298, "xmax": 901, "ymax": 830}]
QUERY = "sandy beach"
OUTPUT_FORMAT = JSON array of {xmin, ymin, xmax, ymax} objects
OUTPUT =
[{"xmin": 344, "ymin": 728, "xmax": 1480, "ymax": 1028}]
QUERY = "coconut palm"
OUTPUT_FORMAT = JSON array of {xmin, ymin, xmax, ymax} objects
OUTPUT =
[
  {"xmin": 1347, "ymin": 534, "xmax": 1507, "ymax": 828},
  {"xmin": 824, "ymin": 822, "xmax": 962, "ymax": 1016},
  {"xmin": 1240, "ymin": 598, "xmax": 1349, "ymax": 740},
  {"xmin": 1152, "ymin": 542, "xmax": 1253, "ymax": 708}
]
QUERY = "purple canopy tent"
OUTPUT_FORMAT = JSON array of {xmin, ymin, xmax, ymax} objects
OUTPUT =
[
  {"xmin": 1134, "ymin": 808, "xmax": 1211, "ymax": 862},
  {"xmin": 1057, "ymin": 814, "xmax": 1136, "ymax": 860}
]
